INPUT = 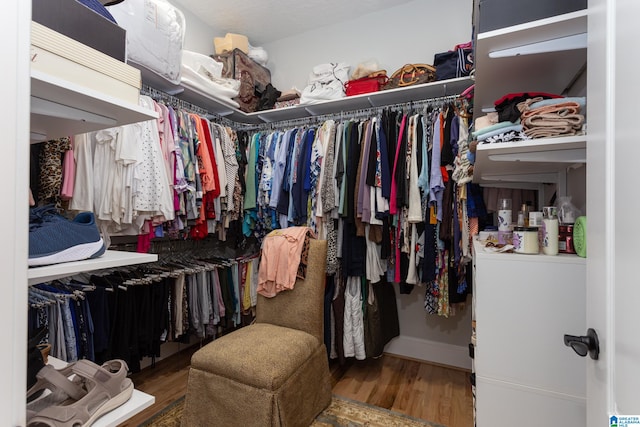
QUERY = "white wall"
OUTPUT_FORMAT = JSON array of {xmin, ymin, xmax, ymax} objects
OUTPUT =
[
  {"xmin": 263, "ymin": 0, "xmax": 473, "ymax": 92},
  {"xmin": 386, "ymin": 289, "xmax": 473, "ymax": 370},
  {"xmin": 171, "ymin": 0, "xmax": 218, "ymax": 55}
]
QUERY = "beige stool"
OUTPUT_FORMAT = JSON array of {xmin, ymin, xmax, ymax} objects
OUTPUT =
[{"xmin": 182, "ymin": 239, "xmax": 331, "ymax": 427}]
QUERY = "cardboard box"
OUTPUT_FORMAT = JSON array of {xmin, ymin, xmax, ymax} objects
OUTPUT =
[{"xmin": 214, "ymin": 33, "xmax": 249, "ymax": 55}]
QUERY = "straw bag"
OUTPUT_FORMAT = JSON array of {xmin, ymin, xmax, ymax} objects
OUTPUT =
[{"xmin": 383, "ymin": 63, "xmax": 436, "ymax": 90}]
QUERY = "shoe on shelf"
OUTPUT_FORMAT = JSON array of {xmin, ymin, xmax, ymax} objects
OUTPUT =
[
  {"xmin": 27, "ymin": 363, "xmax": 85, "ymax": 413},
  {"xmin": 29, "ymin": 205, "xmax": 106, "ymax": 267},
  {"xmin": 27, "ymin": 359, "xmax": 134, "ymax": 427}
]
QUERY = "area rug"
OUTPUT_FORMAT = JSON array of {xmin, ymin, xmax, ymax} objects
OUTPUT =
[{"xmin": 138, "ymin": 394, "xmax": 445, "ymax": 427}]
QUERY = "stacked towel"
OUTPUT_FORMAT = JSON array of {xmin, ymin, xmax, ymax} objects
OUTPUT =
[
  {"xmin": 472, "ymin": 119, "xmax": 530, "ymax": 144},
  {"xmin": 473, "ymin": 95, "xmax": 587, "ymax": 144},
  {"xmin": 519, "ymin": 97, "xmax": 586, "ymax": 139}
]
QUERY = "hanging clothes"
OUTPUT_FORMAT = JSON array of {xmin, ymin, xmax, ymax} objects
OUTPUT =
[
  {"xmin": 28, "ymin": 251, "xmax": 260, "ymax": 371},
  {"xmin": 33, "ymin": 84, "xmax": 480, "ymax": 365},
  {"xmin": 61, "ymin": 94, "xmax": 249, "ymax": 246}
]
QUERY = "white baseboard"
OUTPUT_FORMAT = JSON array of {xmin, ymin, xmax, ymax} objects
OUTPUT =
[{"xmin": 383, "ymin": 335, "xmax": 472, "ymax": 370}]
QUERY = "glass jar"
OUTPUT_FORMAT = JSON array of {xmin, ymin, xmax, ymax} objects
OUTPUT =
[{"xmin": 512, "ymin": 226, "xmax": 539, "ymax": 254}]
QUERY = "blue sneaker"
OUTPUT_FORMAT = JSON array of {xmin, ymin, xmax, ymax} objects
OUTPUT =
[{"xmin": 29, "ymin": 206, "xmax": 106, "ymax": 267}]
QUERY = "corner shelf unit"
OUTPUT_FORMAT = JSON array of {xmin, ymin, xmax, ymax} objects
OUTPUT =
[
  {"xmin": 28, "ymin": 51, "xmax": 160, "ymax": 426},
  {"xmin": 471, "ymin": 9, "xmax": 588, "ymax": 189},
  {"xmin": 134, "ymin": 62, "xmax": 474, "ymax": 125}
]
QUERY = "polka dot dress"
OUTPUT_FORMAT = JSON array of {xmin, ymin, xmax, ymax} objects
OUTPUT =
[{"xmin": 133, "ymin": 96, "xmax": 174, "ymax": 220}]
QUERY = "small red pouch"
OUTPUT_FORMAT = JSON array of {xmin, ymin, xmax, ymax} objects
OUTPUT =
[{"xmin": 344, "ymin": 75, "xmax": 389, "ymax": 96}]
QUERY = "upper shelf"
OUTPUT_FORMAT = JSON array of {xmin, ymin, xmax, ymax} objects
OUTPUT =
[
  {"xmin": 240, "ymin": 77, "xmax": 474, "ymax": 125},
  {"xmin": 473, "ymin": 9, "xmax": 588, "ymax": 115},
  {"xmin": 30, "ymin": 69, "xmax": 158, "ymax": 143},
  {"xmin": 472, "ymin": 134, "xmax": 586, "ymax": 185},
  {"xmin": 134, "ymin": 63, "xmax": 474, "ymax": 125}
]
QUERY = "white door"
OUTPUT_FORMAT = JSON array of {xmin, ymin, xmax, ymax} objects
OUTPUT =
[{"xmin": 587, "ymin": 0, "xmax": 640, "ymax": 425}]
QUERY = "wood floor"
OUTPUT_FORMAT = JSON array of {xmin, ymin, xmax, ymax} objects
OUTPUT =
[{"xmin": 118, "ymin": 344, "xmax": 474, "ymax": 427}]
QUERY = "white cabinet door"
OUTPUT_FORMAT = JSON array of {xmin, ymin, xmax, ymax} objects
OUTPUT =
[
  {"xmin": 474, "ymin": 241, "xmax": 586, "ymax": 426},
  {"xmin": 476, "ymin": 377, "xmax": 586, "ymax": 427}
]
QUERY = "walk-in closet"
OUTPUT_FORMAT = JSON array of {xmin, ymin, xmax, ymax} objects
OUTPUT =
[{"xmin": 4, "ymin": 0, "xmax": 639, "ymax": 426}]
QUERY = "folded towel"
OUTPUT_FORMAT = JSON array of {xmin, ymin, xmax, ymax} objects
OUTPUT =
[
  {"xmin": 524, "ymin": 127, "xmax": 578, "ymax": 139},
  {"xmin": 521, "ymin": 102, "xmax": 582, "ymax": 120},
  {"xmin": 474, "ymin": 112, "xmax": 499, "ymax": 132},
  {"xmin": 523, "ymin": 113, "xmax": 585, "ymax": 128},
  {"xmin": 522, "ymin": 110, "xmax": 584, "ymax": 138},
  {"xmin": 472, "ymin": 119, "xmax": 520, "ymax": 139},
  {"xmin": 528, "ymin": 96, "xmax": 586, "ymax": 112},
  {"xmin": 477, "ymin": 124, "xmax": 524, "ymax": 141}
]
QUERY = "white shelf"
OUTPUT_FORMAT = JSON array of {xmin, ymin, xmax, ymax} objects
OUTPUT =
[
  {"xmin": 92, "ymin": 389, "xmax": 155, "ymax": 427},
  {"xmin": 474, "ymin": 9, "xmax": 587, "ymax": 114},
  {"xmin": 473, "ymin": 238, "xmax": 586, "ymax": 265},
  {"xmin": 229, "ymin": 77, "xmax": 473, "ymax": 124},
  {"xmin": 30, "ymin": 69, "xmax": 158, "ymax": 142},
  {"xmin": 28, "ymin": 250, "xmax": 158, "ymax": 285},
  {"xmin": 47, "ymin": 357, "xmax": 155, "ymax": 427},
  {"xmin": 473, "ymin": 134, "xmax": 586, "ymax": 184},
  {"xmin": 135, "ymin": 64, "xmax": 474, "ymax": 125}
]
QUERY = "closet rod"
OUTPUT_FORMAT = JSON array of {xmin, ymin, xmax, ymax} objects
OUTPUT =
[
  {"xmin": 237, "ymin": 94, "xmax": 463, "ymax": 132},
  {"xmin": 140, "ymin": 84, "xmax": 236, "ymax": 127}
]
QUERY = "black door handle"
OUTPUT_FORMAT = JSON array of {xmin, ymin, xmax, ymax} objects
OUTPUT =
[{"xmin": 564, "ymin": 328, "xmax": 599, "ymax": 360}]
